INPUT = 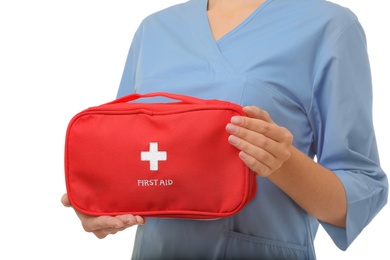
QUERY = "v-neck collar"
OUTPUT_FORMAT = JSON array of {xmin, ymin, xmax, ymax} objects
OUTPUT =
[{"xmin": 202, "ymin": 0, "xmax": 273, "ymax": 44}]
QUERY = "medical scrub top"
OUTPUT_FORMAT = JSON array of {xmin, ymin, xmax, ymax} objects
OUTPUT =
[{"xmin": 117, "ymin": 0, "xmax": 388, "ymax": 259}]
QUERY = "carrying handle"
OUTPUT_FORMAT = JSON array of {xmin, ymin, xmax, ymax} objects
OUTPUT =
[{"xmin": 108, "ymin": 92, "xmax": 207, "ymax": 105}]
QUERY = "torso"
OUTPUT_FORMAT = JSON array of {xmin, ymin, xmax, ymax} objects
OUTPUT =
[{"xmin": 122, "ymin": 1, "xmax": 363, "ymax": 258}]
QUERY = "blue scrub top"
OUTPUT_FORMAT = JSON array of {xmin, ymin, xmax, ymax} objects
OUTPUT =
[{"xmin": 117, "ymin": 0, "xmax": 388, "ymax": 259}]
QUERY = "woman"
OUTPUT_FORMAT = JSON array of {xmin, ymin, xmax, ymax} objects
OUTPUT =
[{"xmin": 62, "ymin": 0, "xmax": 388, "ymax": 258}]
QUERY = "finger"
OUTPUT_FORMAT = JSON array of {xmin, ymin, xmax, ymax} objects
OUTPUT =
[
  {"xmin": 226, "ymin": 123, "xmax": 274, "ymax": 154},
  {"xmin": 229, "ymin": 115, "xmax": 274, "ymax": 139},
  {"xmin": 116, "ymin": 214, "xmax": 146, "ymax": 226},
  {"xmin": 134, "ymin": 215, "xmax": 146, "ymax": 225},
  {"xmin": 228, "ymin": 135, "xmax": 281, "ymax": 170},
  {"xmin": 94, "ymin": 223, "xmax": 133, "ymax": 239},
  {"xmin": 239, "ymin": 151, "xmax": 269, "ymax": 176},
  {"xmin": 230, "ymin": 116, "xmax": 292, "ymax": 144},
  {"xmin": 92, "ymin": 216, "xmax": 144, "ymax": 239},
  {"xmin": 93, "ymin": 229, "xmax": 116, "ymax": 239},
  {"xmin": 80, "ymin": 215, "xmax": 125, "ymax": 233},
  {"xmin": 226, "ymin": 124, "xmax": 291, "ymax": 161},
  {"xmin": 238, "ymin": 151, "xmax": 272, "ymax": 177}
]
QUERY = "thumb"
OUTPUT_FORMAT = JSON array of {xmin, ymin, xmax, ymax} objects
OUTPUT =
[
  {"xmin": 61, "ymin": 193, "xmax": 72, "ymax": 207},
  {"xmin": 243, "ymin": 106, "xmax": 274, "ymax": 124}
]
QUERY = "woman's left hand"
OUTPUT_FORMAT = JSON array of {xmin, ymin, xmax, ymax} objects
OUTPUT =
[{"xmin": 226, "ymin": 106, "xmax": 293, "ymax": 177}]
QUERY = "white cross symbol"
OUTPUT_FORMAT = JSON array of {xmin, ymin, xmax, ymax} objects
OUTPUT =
[{"xmin": 141, "ymin": 142, "xmax": 167, "ymax": 171}]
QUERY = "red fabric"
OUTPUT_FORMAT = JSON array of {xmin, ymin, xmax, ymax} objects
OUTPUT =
[{"xmin": 65, "ymin": 92, "xmax": 257, "ymax": 219}]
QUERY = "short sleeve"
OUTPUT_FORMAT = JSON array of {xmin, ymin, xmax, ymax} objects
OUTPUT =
[
  {"xmin": 116, "ymin": 23, "xmax": 143, "ymax": 98},
  {"xmin": 310, "ymin": 20, "xmax": 388, "ymax": 250}
]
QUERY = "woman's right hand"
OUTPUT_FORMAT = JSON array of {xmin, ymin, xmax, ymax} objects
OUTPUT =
[{"xmin": 61, "ymin": 193, "xmax": 145, "ymax": 239}]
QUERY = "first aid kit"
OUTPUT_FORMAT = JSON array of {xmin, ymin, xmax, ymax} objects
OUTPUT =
[{"xmin": 64, "ymin": 92, "xmax": 257, "ymax": 219}]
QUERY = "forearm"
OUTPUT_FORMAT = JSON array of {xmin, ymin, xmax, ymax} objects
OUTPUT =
[{"xmin": 268, "ymin": 146, "xmax": 347, "ymax": 228}]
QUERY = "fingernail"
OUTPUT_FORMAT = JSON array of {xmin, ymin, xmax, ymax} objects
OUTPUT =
[
  {"xmin": 228, "ymin": 135, "xmax": 240, "ymax": 145},
  {"xmin": 239, "ymin": 151, "xmax": 249, "ymax": 160},
  {"xmin": 231, "ymin": 116, "xmax": 244, "ymax": 125},
  {"xmin": 226, "ymin": 123, "xmax": 238, "ymax": 134}
]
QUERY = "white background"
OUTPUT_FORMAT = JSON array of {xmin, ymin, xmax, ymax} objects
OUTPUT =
[{"xmin": 0, "ymin": 0, "xmax": 388, "ymax": 259}]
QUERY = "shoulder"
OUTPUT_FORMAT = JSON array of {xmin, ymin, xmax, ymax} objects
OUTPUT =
[
  {"xmin": 133, "ymin": 0, "xmax": 199, "ymax": 44},
  {"xmin": 269, "ymin": 0, "xmax": 359, "ymax": 28},
  {"xmin": 140, "ymin": 1, "xmax": 193, "ymax": 27},
  {"xmin": 292, "ymin": 0, "xmax": 358, "ymax": 26},
  {"xmin": 267, "ymin": 0, "xmax": 362, "ymax": 43}
]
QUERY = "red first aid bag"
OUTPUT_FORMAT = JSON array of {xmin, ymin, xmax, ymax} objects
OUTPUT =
[{"xmin": 65, "ymin": 92, "xmax": 257, "ymax": 219}]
